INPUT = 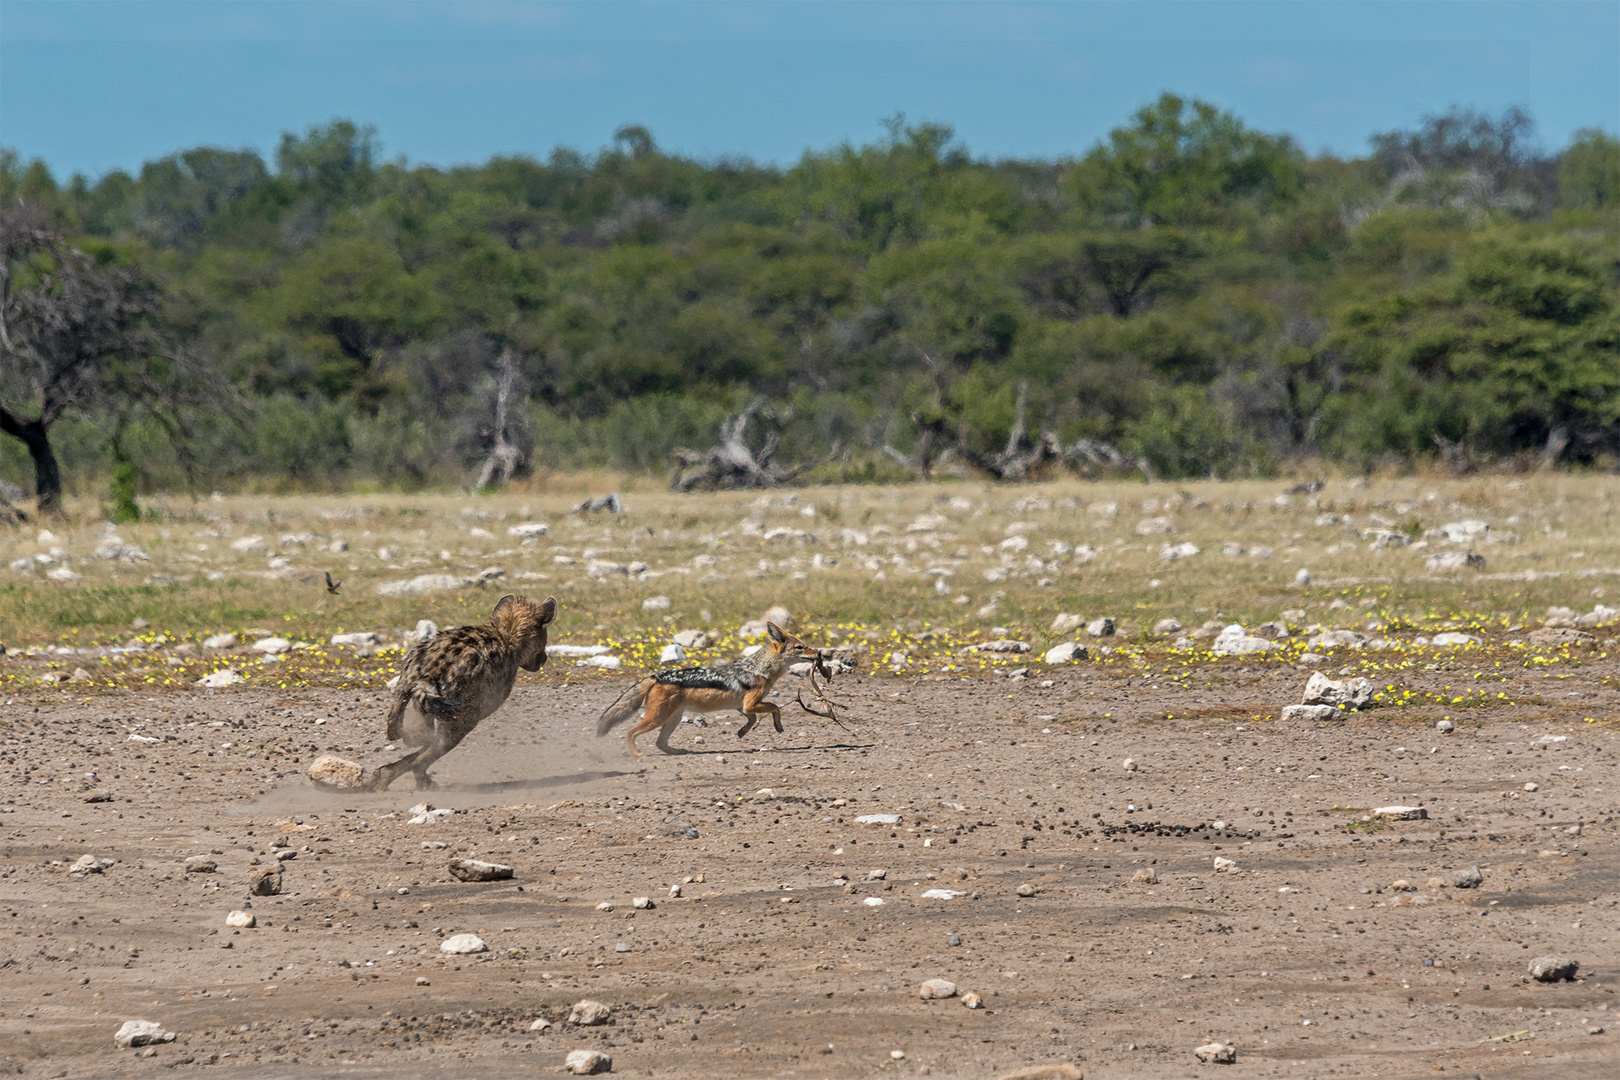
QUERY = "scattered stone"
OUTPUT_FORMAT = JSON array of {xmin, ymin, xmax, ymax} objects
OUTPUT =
[
  {"xmin": 1302, "ymin": 671, "xmax": 1374, "ymax": 709},
  {"xmin": 1529, "ymin": 627, "xmax": 1598, "ymax": 648},
  {"xmin": 1436, "ymin": 519, "xmax": 1489, "ymax": 542},
  {"xmin": 69, "ymin": 853, "xmax": 103, "ymax": 875},
  {"xmin": 1523, "ymin": 782, "xmax": 1539, "ymax": 792},
  {"xmin": 1213, "ymin": 625, "xmax": 1275, "ymax": 656},
  {"xmin": 1372, "ymin": 806, "xmax": 1427, "ymax": 820},
  {"xmin": 1426, "ymin": 551, "xmax": 1485, "ymax": 571},
  {"xmin": 229, "ymin": 535, "xmax": 265, "ymax": 552},
  {"xmin": 183, "ymin": 855, "xmax": 217, "ymax": 874},
  {"xmin": 919, "ymin": 978, "xmax": 958, "ymax": 999},
  {"xmin": 1431, "ymin": 631, "xmax": 1481, "ymax": 647},
  {"xmin": 1305, "ymin": 629, "xmax": 1367, "ymax": 649},
  {"xmin": 1043, "ymin": 641, "xmax": 1085, "ymax": 664},
  {"xmin": 1426, "ymin": 876, "xmax": 1447, "ymax": 891},
  {"xmin": 1529, "ymin": 956, "xmax": 1579, "ymax": 982},
  {"xmin": 1212, "ymin": 857, "xmax": 1237, "ymax": 873},
  {"xmin": 448, "ymin": 858, "xmax": 514, "ymax": 882},
  {"xmin": 115, "ymin": 1020, "xmax": 176, "ymax": 1048},
  {"xmin": 1436, "ymin": 719, "xmax": 1455, "ymax": 733},
  {"xmin": 995, "ymin": 1065, "xmax": 1082, "ymax": 1080},
  {"xmin": 195, "ymin": 668, "xmax": 245, "ymax": 688},
  {"xmin": 1453, "ymin": 866, "xmax": 1484, "ymax": 889},
  {"xmin": 967, "ymin": 638, "xmax": 1030, "ymax": 654},
  {"xmin": 1293, "ymin": 568, "xmax": 1311, "ymax": 586},
  {"xmin": 377, "ymin": 574, "xmax": 476, "ymax": 597},
  {"xmin": 1194, "ymin": 1042, "xmax": 1237, "ymax": 1064},
  {"xmin": 507, "ymin": 522, "xmax": 550, "ymax": 538},
  {"xmin": 658, "ymin": 643, "xmax": 687, "ymax": 664},
  {"xmin": 1050, "ymin": 613, "xmax": 1084, "ymax": 635},
  {"xmin": 632, "ymin": 897, "xmax": 654, "ymax": 910},
  {"xmin": 439, "ymin": 933, "xmax": 489, "ymax": 955},
  {"xmin": 1160, "ymin": 541, "xmax": 1200, "ymax": 561},
  {"xmin": 307, "ymin": 754, "xmax": 366, "ymax": 789},
  {"xmin": 225, "ymin": 910, "xmax": 255, "ymax": 928},
  {"xmin": 1016, "ymin": 883, "xmax": 1037, "ymax": 897},
  {"xmin": 1136, "ymin": 516, "xmax": 1173, "ymax": 535},
  {"xmin": 249, "ymin": 866, "xmax": 282, "ymax": 896},
  {"xmin": 672, "ymin": 629, "xmax": 711, "ymax": 648},
  {"xmin": 867, "ymin": 868, "xmax": 888, "ymax": 880},
  {"xmin": 596, "ymin": 902, "xmax": 615, "ymax": 912},
  {"xmin": 249, "ymin": 637, "xmax": 291, "ymax": 655},
  {"xmin": 1282, "ymin": 704, "xmax": 1347, "ymax": 722},
  {"xmin": 529, "ymin": 1017, "xmax": 552, "ymax": 1032},
  {"xmin": 962, "ymin": 992, "xmax": 984, "ymax": 1009},
  {"xmin": 564, "ymin": 1049, "xmax": 613, "ymax": 1074},
  {"xmin": 1086, "ymin": 617, "xmax": 1115, "ymax": 638},
  {"xmin": 642, "ymin": 595, "xmax": 671, "ymax": 610},
  {"xmin": 1131, "ymin": 868, "xmax": 1157, "ymax": 884},
  {"xmin": 1152, "ymin": 617, "xmax": 1183, "ymax": 635},
  {"xmin": 202, "ymin": 633, "xmax": 238, "ymax": 649},
  {"xmin": 329, "ymin": 631, "xmax": 382, "ymax": 647},
  {"xmin": 567, "ymin": 999, "xmax": 612, "ymax": 1026},
  {"xmin": 1122, "ymin": 758, "xmax": 1138, "ymax": 772},
  {"xmin": 580, "ymin": 655, "xmax": 622, "ymax": 669},
  {"xmin": 83, "ymin": 788, "xmax": 112, "ymax": 803},
  {"xmin": 855, "ymin": 814, "xmax": 901, "ymax": 825}
]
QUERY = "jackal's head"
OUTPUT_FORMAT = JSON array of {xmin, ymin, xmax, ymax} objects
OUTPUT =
[
  {"xmin": 765, "ymin": 622, "xmax": 819, "ymax": 665},
  {"xmin": 490, "ymin": 594, "xmax": 558, "ymax": 671}
]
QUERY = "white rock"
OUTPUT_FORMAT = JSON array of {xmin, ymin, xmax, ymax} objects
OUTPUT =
[
  {"xmin": 226, "ymin": 910, "xmax": 256, "ymax": 928},
  {"xmin": 919, "ymin": 978, "xmax": 957, "ymax": 999},
  {"xmin": 307, "ymin": 754, "xmax": 366, "ymax": 789},
  {"xmin": 920, "ymin": 889, "xmax": 962, "ymax": 900},
  {"xmin": 642, "ymin": 595, "xmax": 671, "ymax": 610},
  {"xmin": 1122, "ymin": 758, "xmax": 1138, "ymax": 772},
  {"xmin": 1426, "ymin": 551, "xmax": 1485, "ymax": 571},
  {"xmin": 1436, "ymin": 719, "xmax": 1455, "ymax": 733},
  {"xmin": 529, "ymin": 1017, "xmax": 552, "ymax": 1032},
  {"xmin": 1431, "ymin": 632, "xmax": 1481, "ymax": 647},
  {"xmin": 1160, "ymin": 541, "xmax": 1200, "ymax": 561},
  {"xmin": 1302, "ymin": 672, "xmax": 1374, "ymax": 709},
  {"xmin": 586, "ymin": 559, "xmax": 629, "ymax": 579},
  {"xmin": 1306, "ymin": 629, "xmax": 1367, "ymax": 649},
  {"xmin": 1523, "ymin": 782, "xmax": 1539, "ymax": 792},
  {"xmin": 547, "ymin": 643, "xmax": 612, "ymax": 656},
  {"xmin": 195, "ymin": 668, "xmax": 245, "ymax": 688},
  {"xmin": 961, "ymin": 992, "xmax": 984, "ymax": 1009},
  {"xmin": 1437, "ymin": 520, "xmax": 1489, "ymax": 542},
  {"xmin": 1152, "ymin": 617, "xmax": 1183, "ymax": 635},
  {"xmin": 507, "ymin": 522, "xmax": 549, "ymax": 538},
  {"xmin": 1281, "ymin": 704, "xmax": 1346, "ymax": 722},
  {"xmin": 1086, "ymin": 617, "xmax": 1115, "ymax": 638},
  {"xmin": 632, "ymin": 896, "xmax": 653, "ymax": 910},
  {"xmin": 202, "ymin": 633, "xmax": 238, "ymax": 649},
  {"xmin": 407, "ymin": 619, "xmax": 439, "ymax": 644},
  {"xmin": 1213, "ymin": 634, "xmax": 1275, "ymax": 656},
  {"xmin": 1136, "ymin": 516, "xmax": 1173, "ymax": 535},
  {"xmin": 969, "ymin": 639, "xmax": 1029, "ymax": 654},
  {"xmin": 1373, "ymin": 806, "xmax": 1427, "ymax": 820},
  {"xmin": 863, "ymin": 896, "xmax": 885, "ymax": 906},
  {"xmin": 115, "ymin": 1020, "xmax": 176, "ymax": 1048},
  {"xmin": 672, "ymin": 629, "xmax": 709, "ymax": 648},
  {"xmin": 567, "ymin": 999, "xmax": 612, "ymax": 1026},
  {"xmin": 229, "ymin": 535, "xmax": 265, "ymax": 552},
  {"xmin": 1050, "ymin": 613, "xmax": 1084, "ymax": 635},
  {"xmin": 439, "ymin": 933, "xmax": 488, "ymax": 955},
  {"xmin": 448, "ymin": 858, "xmax": 514, "ymax": 882},
  {"xmin": 1212, "ymin": 857, "xmax": 1238, "ymax": 873},
  {"xmin": 658, "ymin": 643, "xmax": 687, "ymax": 664},
  {"xmin": 376, "ymin": 574, "xmax": 471, "ymax": 597},
  {"xmin": 1043, "ymin": 641, "xmax": 1085, "ymax": 664},
  {"xmin": 1293, "ymin": 567, "xmax": 1312, "ymax": 585},
  {"xmin": 46, "ymin": 566, "xmax": 78, "ymax": 582},
  {"xmin": 329, "ymin": 631, "xmax": 382, "ymax": 647},
  {"xmin": 579, "ymin": 655, "xmax": 622, "ymax": 669},
  {"xmin": 1194, "ymin": 1041, "xmax": 1236, "ymax": 1063},
  {"xmin": 855, "ymin": 814, "xmax": 901, "ymax": 825},
  {"xmin": 69, "ymin": 853, "xmax": 103, "ymax": 875},
  {"xmin": 250, "ymin": 637, "xmax": 291, "ymax": 654},
  {"xmin": 999, "ymin": 535, "xmax": 1029, "ymax": 552},
  {"xmin": 564, "ymin": 1049, "xmax": 613, "ymax": 1074}
]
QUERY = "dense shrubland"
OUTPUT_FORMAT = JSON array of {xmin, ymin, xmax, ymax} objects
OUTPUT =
[{"xmin": 1, "ymin": 96, "xmax": 1616, "ymax": 504}]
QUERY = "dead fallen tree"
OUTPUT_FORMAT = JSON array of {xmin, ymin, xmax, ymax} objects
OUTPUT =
[
  {"xmin": 951, "ymin": 382, "xmax": 1153, "ymax": 482},
  {"xmin": 669, "ymin": 400, "xmax": 838, "ymax": 491}
]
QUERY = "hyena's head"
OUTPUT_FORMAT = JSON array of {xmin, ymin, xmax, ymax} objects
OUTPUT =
[
  {"xmin": 491, "ymin": 594, "xmax": 558, "ymax": 671},
  {"xmin": 765, "ymin": 621, "xmax": 820, "ymax": 665}
]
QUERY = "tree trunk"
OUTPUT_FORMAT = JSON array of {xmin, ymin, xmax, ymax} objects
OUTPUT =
[{"xmin": 0, "ymin": 406, "xmax": 61, "ymax": 513}]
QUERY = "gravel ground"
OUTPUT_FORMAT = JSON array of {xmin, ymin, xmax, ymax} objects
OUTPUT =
[{"xmin": 2, "ymin": 659, "xmax": 1617, "ymax": 1079}]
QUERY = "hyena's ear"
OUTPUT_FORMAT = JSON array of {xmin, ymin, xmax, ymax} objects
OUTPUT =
[
  {"xmin": 493, "ymin": 594, "xmax": 518, "ymax": 617},
  {"xmin": 766, "ymin": 622, "xmax": 787, "ymax": 644},
  {"xmin": 537, "ymin": 596, "xmax": 558, "ymax": 625}
]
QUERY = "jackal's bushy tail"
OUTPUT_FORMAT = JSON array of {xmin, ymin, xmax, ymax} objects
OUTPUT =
[{"xmin": 597, "ymin": 677, "xmax": 655, "ymax": 736}]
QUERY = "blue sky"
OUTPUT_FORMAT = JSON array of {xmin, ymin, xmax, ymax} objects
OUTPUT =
[{"xmin": 2, "ymin": 1, "xmax": 1616, "ymax": 178}]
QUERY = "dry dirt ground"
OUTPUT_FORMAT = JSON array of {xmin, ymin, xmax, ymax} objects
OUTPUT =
[{"xmin": 2, "ymin": 657, "xmax": 1618, "ymax": 1080}]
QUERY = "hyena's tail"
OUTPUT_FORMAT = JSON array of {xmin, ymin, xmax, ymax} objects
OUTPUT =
[
  {"xmin": 597, "ymin": 677, "xmax": 656, "ymax": 736},
  {"xmin": 385, "ymin": 679, "xmax": 437, "ymax": 745}
]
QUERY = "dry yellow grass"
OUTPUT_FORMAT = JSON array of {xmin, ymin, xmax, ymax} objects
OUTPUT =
[{"xmin": 1, "ymin": 474, "xmax": 1616, "ymax": 698}]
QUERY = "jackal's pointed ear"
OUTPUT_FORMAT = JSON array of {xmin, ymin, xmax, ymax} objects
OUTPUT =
[
  {"xmin": 538, "ymin": 596, "xmax": 558, "ymax": 625},
  {"xmin": 766, "ymin": 621, "xmax": 787, "ymax": 644}
]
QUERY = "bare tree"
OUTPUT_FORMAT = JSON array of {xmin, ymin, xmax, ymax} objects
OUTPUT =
[
  {"xmin": 469, "ymin": 350, "xmax": 529, "ymax": 491},
  {"xmin": 669, "ymin": 399, "xmax": 837, "ymax": 491},
  {"xmin": 0, "ymin": 206, "xmax": 211, "ymax": 514}
]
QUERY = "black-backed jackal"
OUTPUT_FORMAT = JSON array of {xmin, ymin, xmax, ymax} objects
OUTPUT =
[{"xmin": 596, "ymin": 622, "xmax": 820, "ymax": 755}]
